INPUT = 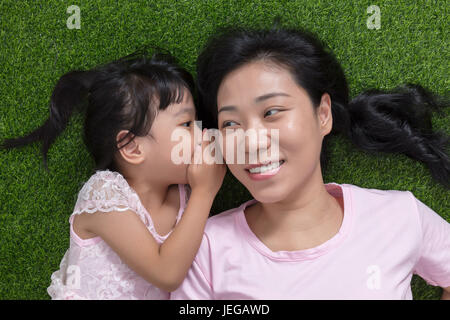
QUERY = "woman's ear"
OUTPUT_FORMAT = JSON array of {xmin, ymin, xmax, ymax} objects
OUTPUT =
[
  {"xmin": 116, "ymin": 130, "xmax": 145, "ymax": 165},
  {"xmin": 317, "ymin": 93, "xmax": 333, "ymax": 136}
]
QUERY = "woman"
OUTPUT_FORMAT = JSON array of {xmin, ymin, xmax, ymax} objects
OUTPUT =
[{"xmin": 170, "ymin": 27, "xmax": 450, "ymax": 299}]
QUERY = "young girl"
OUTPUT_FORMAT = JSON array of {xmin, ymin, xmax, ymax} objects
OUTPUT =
[
  {"xmin": 1, "ymin": 49, "xmax": 226, "ymax": 299},
  {"xmin": 170, "ymin": 27, "xmax": 450, "ymax": 299}
]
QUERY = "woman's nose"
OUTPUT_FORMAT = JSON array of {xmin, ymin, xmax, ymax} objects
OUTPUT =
[{"xmin": 242, "ymin": 123, "xmax": 272, "ymax": 163}]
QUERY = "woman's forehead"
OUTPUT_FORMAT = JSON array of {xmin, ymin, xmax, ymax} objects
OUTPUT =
[{"xmin": 217, "ymin": 61, "xmax": 307, "ymax": 109}]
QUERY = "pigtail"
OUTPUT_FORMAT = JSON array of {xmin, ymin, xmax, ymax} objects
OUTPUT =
[
  {"xmin": 1, "ymin": 70, "xmax": 98, "ymax": 170},
  {"xmin": 342, "ymin": 83, "xmax": 449, "ymax": 188}
]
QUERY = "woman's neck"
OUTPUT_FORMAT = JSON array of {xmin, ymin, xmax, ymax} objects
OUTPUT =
[{"xmin": 245, "ymin": 172, "xmax": 344, "ymax": 251}]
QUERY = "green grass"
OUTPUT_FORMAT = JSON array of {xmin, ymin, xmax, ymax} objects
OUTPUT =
[{"xmin": 0, "ymin": 0, "xmax": 448, "ymax": 300}]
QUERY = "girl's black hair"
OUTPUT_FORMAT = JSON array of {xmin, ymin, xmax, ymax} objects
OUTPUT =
[
  {"xmin": 196, "ymin": 27, "xmax": 450, "ymax": 189},
  {"xmin": 1, "ymin": 47, "xmax": 195, "ymax": 172}
]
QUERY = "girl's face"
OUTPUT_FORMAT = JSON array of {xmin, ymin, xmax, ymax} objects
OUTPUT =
[
  {"xmin": 119, "ymin": 88, "xmax": 197, "ymax": 185},
  {"xmin": 217, "ymin": 61, "xmax": 333, "ymax": 203},
  {"xmin": 146, "ymin": 88, "xmax": 198, "ymax": 184}
]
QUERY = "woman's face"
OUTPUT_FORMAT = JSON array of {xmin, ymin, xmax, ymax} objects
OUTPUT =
[{"xmin": 217, "ymin": 60, "xmax": 333, "ymax": 203}]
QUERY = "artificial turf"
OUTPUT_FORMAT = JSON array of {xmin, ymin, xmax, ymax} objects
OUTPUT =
[{"xmin": 0, "ymin": 0, "xmax": 448, "ymax": 300}]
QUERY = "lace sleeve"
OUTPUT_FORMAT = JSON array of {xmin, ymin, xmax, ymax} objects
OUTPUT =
[{"xmin": 72, "ymin": 170, "xmax": 133, "ymax": 216}]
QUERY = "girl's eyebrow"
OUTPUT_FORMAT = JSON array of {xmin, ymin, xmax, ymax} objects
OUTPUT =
[
  {"xmin": 218, "ymin": 92, "xmax": 291, "ymax": 114},
  {"xmin": 174, "ymin": 107, "xmax": 195, "ymax": 117}
]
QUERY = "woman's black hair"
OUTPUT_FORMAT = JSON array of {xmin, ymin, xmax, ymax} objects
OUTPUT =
[
  {"xmin": 1, "ymin": 46, "xmax": 195, "ymax": 172},
  {"xmin": 196, "ymin": 27, "xmax": 450, "ymax": 189}
]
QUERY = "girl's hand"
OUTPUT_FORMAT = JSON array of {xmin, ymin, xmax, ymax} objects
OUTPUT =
[{"xmin": 187, "ymin": 128, "xmax": 226, "ymax": 198}]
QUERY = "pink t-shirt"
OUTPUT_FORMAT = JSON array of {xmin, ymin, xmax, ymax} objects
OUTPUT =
[
  {"xmin": 170, "ymin": 183, "xmax": 450, "ymax": 300},
  {"xmin": 47, "ymin": 170, "xmax": 189, "ymax": 300}
]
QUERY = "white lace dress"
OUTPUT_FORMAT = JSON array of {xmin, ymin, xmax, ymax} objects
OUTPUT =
[{"xmin": 47, "ymin": 170, "xmax": 190, "ymax": 300}]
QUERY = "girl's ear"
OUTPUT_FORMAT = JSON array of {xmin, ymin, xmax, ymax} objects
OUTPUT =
[
  {"xmin": 317, "ymin": 93, "xmax": 333, "ymax": 136},
  {"xmin": 116, "ymin": 130, "xmax": 145, "ymax": 165}
]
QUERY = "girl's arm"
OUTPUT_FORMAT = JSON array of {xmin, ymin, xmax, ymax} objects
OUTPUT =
[
  {"xmin": 79, "ymin": 186, "xmax": 215, "ymax": 292},
  {"xmin": 78, "ymin": 130, "xmax": 226, "ymax": 292}
]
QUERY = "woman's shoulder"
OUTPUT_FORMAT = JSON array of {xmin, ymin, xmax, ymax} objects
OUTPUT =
[
  {"xmin": 193, "ymin": 201, "xmax": 253, "ymax": 262},
  {"xmin": 344, "ymin": 182, "xmax": 414, "ymax": 201},
  {"xmin": 204, "ymin": 199, "xmax": 255, "ymax": 235},
  {"xmin": 343, "ymin": 183, "xmax": 420, "ymax": 219}
]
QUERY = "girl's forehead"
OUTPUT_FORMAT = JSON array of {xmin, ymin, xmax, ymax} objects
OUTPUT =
[
  {"xmin": 161, "ymin": 87, "xmax": 194, "ymax": 111},
  {"xmin": 165, "ymin": 99, "xmax": 196, "ymax": 117}
]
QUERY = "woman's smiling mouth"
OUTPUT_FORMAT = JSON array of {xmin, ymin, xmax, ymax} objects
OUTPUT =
[{"xmin": 245, "ymin": 160, "xmax": 285, "ymax": 180}]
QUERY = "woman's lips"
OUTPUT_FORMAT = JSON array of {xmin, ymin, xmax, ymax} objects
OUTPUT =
[{"xmin": 245, "ymin": 160, "xmax": 285, "ymax": 181}]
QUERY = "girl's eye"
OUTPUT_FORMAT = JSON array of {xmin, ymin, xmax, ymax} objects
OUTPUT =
[
  {"xmin": 222, "ymin": 120, "xmax": 238, "ymax": 128},
  {"xmin": 264, "ymin": 109, "xmax": 280, "ymax": 117},
  {"xmin": 181, "ymin": 121, "xmax": 192, "ymax": 127}
]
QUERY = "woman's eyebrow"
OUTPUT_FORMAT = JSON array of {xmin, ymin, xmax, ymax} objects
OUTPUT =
[
  {"xmin": 254, "ymin": 92, "xmax": 290, "ymax": 103},
  {"xmin": 218, "ymin": 92, "xmax": 290, "ymax": 115},
  {"xmin": 218, "ymin": 105, "xmax": 237, "ymax": 114}
]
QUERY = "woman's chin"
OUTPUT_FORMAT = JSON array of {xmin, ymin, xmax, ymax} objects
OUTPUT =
[{"xmin": 248, "ymin": 186, "xmax": 287, "ymax": 204}]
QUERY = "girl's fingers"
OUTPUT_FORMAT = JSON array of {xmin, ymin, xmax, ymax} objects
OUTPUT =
[
  {"xmin": 193, "ymin": 128, "xmax": 221, "ymax": 165},
  {"xmin": 192, "ymin": 128, "xmax": 207, "ymax": 165},
  {"xmin": 203, "ymin": 129, "xmax": 217, "ymax": 165}
]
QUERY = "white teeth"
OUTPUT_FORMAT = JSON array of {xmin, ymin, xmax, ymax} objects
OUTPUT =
[{"xmin": 249, "ymin": 161, "xmax": 283, "ymax": 174}]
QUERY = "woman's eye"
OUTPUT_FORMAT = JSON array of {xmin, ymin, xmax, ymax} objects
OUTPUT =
[
  {"xmin": 264, "ymin": 109, "xmax": 280, "ymax": 117},
  {"xmin": 222, "ymin": 120, "xmax": 238, "ymax": 128},
  {"xmin": 181, "ymin": 121, "xmax": 192, "ymax": 127}
]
